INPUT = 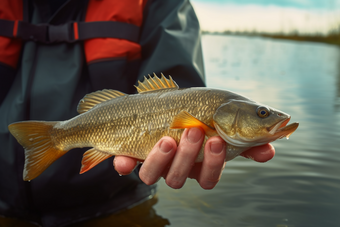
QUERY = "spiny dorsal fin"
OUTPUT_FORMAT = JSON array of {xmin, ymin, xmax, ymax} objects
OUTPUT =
[
  {"xmin": 77, "ymin": 89, "xmax": 126, "ymax": 114},
  {"xmin": 134, "ymin": 73, "xmax": 179, "ymax": 93}
]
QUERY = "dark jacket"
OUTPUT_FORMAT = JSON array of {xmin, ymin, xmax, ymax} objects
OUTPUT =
[{"xmin": 0, "ymin": 0, "xmax": 205, "ymax": 226}]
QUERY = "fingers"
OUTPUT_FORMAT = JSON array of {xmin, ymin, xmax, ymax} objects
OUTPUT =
[
  {"xmin": 197, "ymin": 136, "xmax": 226, "ymax": 189},
  {"xmin": 164, "ymin": 127, "xmax": 204, "ymax": 189},
  {"xmin": 240, "ymin": 143, "xmax": 275, "ymax": 162},
  {"xmin": 114, "ymin": 130, "xmax": 275, "ymax": 191},
  {"xmin": 140, "ymin": 129, "xmax": 227, "ymax": 190},
  {"xmin": 139, "ymin": 137, "xmax": 177, "ymax": 185},
  {"xmin": 113, "ymin": 156, "xmax": 138, "ymax": 175}
]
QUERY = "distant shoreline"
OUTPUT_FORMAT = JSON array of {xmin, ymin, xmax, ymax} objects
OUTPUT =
[{"xmin": 202, "ymin": 31, "xmax": 340, "ymax": 46}]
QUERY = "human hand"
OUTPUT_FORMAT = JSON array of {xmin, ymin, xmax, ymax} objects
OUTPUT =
[{"xmin": 113, "ymin": 127, "xmax": 275, "ymax": 189}]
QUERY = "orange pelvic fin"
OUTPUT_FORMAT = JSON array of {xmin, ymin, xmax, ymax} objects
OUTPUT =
[
  {"xmin": 8, "ymin": 121, "xmax": 66, "ymax": 181},
  {"xmin": 170, "ymin": 111, "xmax": 217, "ymax": 137},
  {"xmin": 80, "ymin": 148, "xmax": 113, "ymax": 174}
]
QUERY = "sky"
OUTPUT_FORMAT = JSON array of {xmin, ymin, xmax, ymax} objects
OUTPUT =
[{"xmin": 191, "ymin": 0, "xmax": 340, "ymax": 34}]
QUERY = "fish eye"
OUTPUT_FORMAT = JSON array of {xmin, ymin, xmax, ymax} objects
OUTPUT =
[{"xmin": 256, "ymin": 106, "xmax": 270, "ymax": 118}]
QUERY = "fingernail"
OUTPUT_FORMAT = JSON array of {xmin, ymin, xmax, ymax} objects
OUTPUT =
[
  {"xmin": 187, "ymin": 128, "xmax": 203, "ymax": 143},
  {"xmin": 210, "ymin": 141, "xmax": 224, "ymax": 154},
  {"xmin": 159, "ymin": 140, "xmax": 173, "ymax": 153}
]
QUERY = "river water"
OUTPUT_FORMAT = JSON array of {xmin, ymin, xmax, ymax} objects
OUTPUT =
[{"xmin": 154, "ymin": 35, "xmax": 340, "ymax": 227}]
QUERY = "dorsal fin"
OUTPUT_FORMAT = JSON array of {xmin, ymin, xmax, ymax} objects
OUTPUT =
[
  {"xmin": 77, "ymin": 89, "xmax": 126, "ymax": 114},
  {"xmin": 134, "ymin": 73, "xmax": 179, "ymax": 93}
]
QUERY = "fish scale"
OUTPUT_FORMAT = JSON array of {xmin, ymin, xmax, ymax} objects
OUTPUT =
[{"xmin": 8, "ymin": 74, "xmax": 299, "ymax": 181}]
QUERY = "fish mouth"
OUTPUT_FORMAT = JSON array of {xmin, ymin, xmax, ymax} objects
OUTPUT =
[{"xmin": 267, "ymin": 118, "xmax": 299, "ymax": 139}]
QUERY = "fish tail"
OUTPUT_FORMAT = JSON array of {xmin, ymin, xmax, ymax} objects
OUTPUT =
[{"xmin": 8, "ymin": 121, "xmax": 67, "ymax": 181}]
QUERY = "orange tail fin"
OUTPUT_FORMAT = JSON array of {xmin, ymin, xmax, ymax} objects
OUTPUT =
[{"xmin": 8, "ymin": 121, "xmax": 67, "ymax": 181}]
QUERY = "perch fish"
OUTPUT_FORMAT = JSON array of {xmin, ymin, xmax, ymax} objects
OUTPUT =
[{"xmin": 8, "ymin": 74, "xmax": 299, "ymax": 181}]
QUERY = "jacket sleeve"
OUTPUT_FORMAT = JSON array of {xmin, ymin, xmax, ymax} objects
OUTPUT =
[{"xmin": 137, "ymin": 0, "xmax": 206, "ymax": 88}]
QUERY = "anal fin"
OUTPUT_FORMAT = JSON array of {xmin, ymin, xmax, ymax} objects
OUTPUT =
[
  {"xmin": 80, "ymin": 148, "xmax": 113, "ymax": 174},
  {"xmin": 170, "ymin": 111, "xmax": 218, "ymax": 137}
]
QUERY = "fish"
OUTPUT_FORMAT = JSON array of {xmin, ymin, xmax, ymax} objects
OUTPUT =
[{"xmin": 8, "ymin": 74, "xmax": 299, "ymax": 181}]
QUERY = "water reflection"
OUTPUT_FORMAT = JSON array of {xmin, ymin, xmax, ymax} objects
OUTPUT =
[
  {"xmin": 0, "ymin": 195, "xmax": 170, "ymax": 227},
  {"xmin": 69, "ymin": 195, "xmax": 169, "ymax": 227}
]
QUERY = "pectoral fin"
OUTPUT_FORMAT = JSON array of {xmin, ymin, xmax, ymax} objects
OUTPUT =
[
  {"xmin": 170, "ymin": 111, "xmax": 217, "ymax": 137},
  {"xmin": 80, "ymin": 148, "xmax": 113, "ymax": 174}
]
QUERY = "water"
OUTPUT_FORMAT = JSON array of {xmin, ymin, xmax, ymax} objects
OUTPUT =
[{"xmin": 154, "ymin": 35, "xmax": 340, "ymax": 227}]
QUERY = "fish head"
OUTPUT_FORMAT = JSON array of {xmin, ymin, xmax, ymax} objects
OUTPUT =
[{"xmin": 213, "ymin": 100, "xmax": 299, "ymax": 147}]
